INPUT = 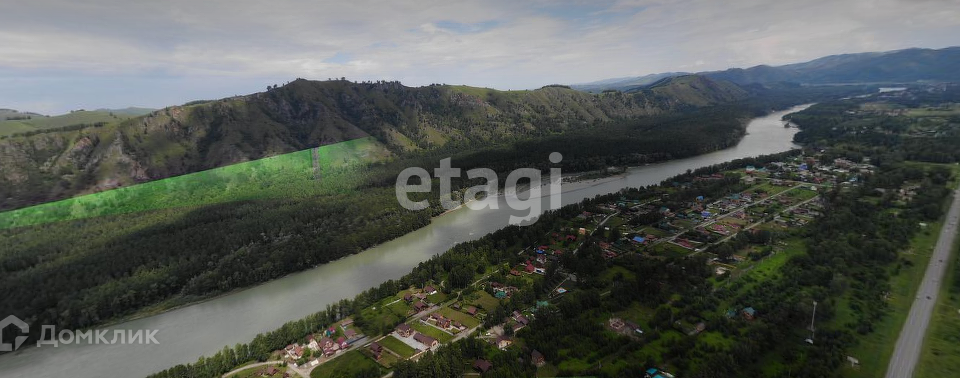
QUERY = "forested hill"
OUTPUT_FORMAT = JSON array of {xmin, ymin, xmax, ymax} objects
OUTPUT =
[{"xmin": 0, "ymin": 75, "xmax": 747, "ymax": 211}]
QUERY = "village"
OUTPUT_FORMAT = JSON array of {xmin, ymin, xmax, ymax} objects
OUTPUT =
[{"xmin": 225, "ymin": 152, "xmax": 886, "ymax": 378}]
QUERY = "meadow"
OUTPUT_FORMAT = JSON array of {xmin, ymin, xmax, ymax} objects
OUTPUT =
[{"xmin": 0, "ymin": 110, "xmax": 140, "ymax": 137}]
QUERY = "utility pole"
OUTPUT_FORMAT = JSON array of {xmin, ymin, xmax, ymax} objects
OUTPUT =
[{"xmin": 809, "ymin": 300, "xmax": 818, "ymax": 341}]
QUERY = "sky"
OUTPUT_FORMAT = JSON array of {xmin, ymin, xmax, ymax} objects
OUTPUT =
[{"xmin": 1, "ymin": 0, "xmax": 958, "ymax": 114}]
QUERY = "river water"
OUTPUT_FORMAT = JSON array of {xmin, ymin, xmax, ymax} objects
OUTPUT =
[{"xmin": 0, "ymin": 104, "xmax": 810, "ymax": 378}]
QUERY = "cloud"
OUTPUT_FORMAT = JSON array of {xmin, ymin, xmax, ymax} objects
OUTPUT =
[{"xmin": 1, "ymin": 0, "xmax": 958, "ymax": 113}]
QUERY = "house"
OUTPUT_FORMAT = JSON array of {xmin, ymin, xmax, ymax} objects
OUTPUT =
[
  {"xmin": 495, "ymin": 336, "xmax": 512, "ymax": 349},
  {"xmin": 413, "ymin": 301, "xmax": 429, "ymax": 312},
  {"xmin": 369, "ymin": 342, "xmax": 383, "ymax": 354},
  {"xmin": 262, "ymin": 366, "xmax": 279, "ymax": 376},
  {"xmin": 437, "ymin": 317, "xmax": 451, "ymax": 328},
  {"xmin": 466, "ymin": 306, "xmax": 478, "ymax": 316},
  {"xmin": 608, "ymin": 317, "xmax": 625, "ymax": 331},
  {"xmin": 694, "ymin": 322, "xmax": 706, "ymax": 333},
  {"xmin": 403, "ymin": 292, "xmax": 413, "ymax": 302},
  {"xmin": 524, "ymin": 262, "xmax": 535, "ymax": 273},
  {"xmin": 424, "ymin": 285, "xmax": 437, "ymax": 295},
  {"xmin": 513, "ymin": 311, "xmax": 529, "ymax": 327},
  {"xmin": 473, "ymin": 359, "xmax": 493, "ymax": 373},
  {"xmin": 320, "ymin": 336, "xmax": 335, "ymax": 348},
  {"xmin": 396, "ymin": 323, "xmax": 413, "ymax": 337},
  {"xmin": 624, "ymin": 320, "xmax": 643, "ymax": 334},
  {"xmin": 340, "ymin": 318, "xmax": 354, "ymax": 328},
  {"xmin": 531, "ymin": 349, "xmax": 546, "ymax": 367},
  {"xmin": 336, "ymin": 336, "xmax": 348, "ymax": 349},
  {"xmin": 344, "ymin": 328, "xmax": 357, "ymax": 339},
  {"xmin": 414, "ymin": 333, "xmax": 439, "ymax": 348},
  {"xmin": 742, "ymin": 307, "xmax": 757, "ymax": 320}
]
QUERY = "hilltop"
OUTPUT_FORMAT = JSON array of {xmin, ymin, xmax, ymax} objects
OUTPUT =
[
  {"xmin": 0, "ymin": 75, "xmax": 747, "ymax": 211},
  {"xmin": 0, "ymin": 109, "xmax": 147, "ymax": 137}
]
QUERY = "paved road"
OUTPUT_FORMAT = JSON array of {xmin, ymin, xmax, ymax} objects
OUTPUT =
[{"xmin": 885, "ymin": 184, "xmax": 960, "ymax": 378}]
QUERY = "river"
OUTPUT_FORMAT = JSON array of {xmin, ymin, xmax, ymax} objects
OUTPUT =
[{"xmin": 0, "ymin": 104, "xmax": 810, "ymax": 378}]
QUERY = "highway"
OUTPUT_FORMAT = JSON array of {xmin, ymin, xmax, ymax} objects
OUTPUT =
[{"xmin": 884, "ymin": 184, "xmax": 960, "ymax": 378}]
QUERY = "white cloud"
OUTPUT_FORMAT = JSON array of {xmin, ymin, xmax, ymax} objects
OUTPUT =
[{"xmin": 1, "ymin": 0, "xmax": 958, "ymax": 113}]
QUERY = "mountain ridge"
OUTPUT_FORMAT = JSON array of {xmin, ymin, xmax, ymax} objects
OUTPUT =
[
  {"xmin": 574, "ymin": 46, "xmax": 960, "ymax": 92},
  {"xmin": 0, "ymin": 75, "xmax": 747, "ymax": 211}
]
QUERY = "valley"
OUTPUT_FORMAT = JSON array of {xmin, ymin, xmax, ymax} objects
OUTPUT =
[
  {"xmin": 0, "ymin": 103, "xmax": 811, "ymax": 378},
  {"xmin": 4, "ymin": 2, "xmax": 960, "ymax": 377}
]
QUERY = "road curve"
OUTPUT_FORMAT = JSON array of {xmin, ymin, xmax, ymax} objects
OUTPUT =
[{"xmin": 884, "ymin": 184, "xmax": 960, "ymax": 378}]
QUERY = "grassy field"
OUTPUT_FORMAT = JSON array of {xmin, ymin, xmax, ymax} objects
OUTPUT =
[
  {"xmin": 0, "ymin": 137, "xmax": 389, "ymax": 229},
  {"xmin": 374, "ymin": 350, "xmax": 399, "ymax": 367},
  {"xmin": 309, "ymin": 350, "xmax": 383, "ymax": 378},
  {"xmin": 226, "ymin": 364, "xmax": 287, "ymax": 378},
  {"xmin": 437, "ymin": 307, "xmax": 481, "ymax": 328},
  {"xmin": 359, "ymin": 298, "xmax": 409, "ymax": 334},
  {"xmin": 410, "ymin": 322, "xmax": 454, "ymax": 343},
  {"xmin": 905, "ymin": 104, "xmax": 960, "ymax": 117},
  {"xmin": 0, "ymin": 110, "xmax": 140, "ymax": 136},
  {"xmin": 915, "ymin": 227, "xmax": 960, "ymax": 378},
  {"xmin": 378, "ymin": 335, "xmax": 416, "ymax": 358},
  {"xmin": 465, "ymin": 290, "xmax": 500, "ymax": 313}
]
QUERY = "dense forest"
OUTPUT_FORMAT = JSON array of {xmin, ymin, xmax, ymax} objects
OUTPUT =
[{"xmin": 788, "ymin": 84, "xmax": 960, "ymax": 163}]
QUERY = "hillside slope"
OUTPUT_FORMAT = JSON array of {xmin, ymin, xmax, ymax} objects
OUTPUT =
[{"xmin": 0, "ymin": 76, "xmax": 747, "ymax": 211}]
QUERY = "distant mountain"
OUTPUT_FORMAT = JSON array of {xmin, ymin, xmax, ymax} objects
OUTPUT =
[
  {"xmin": 575, "ymin": 46, "xmax": 960, "ymax": 92},
  {"xmin": 0, "ymin": 76, "xmax": 747, "ymax": 210},
  {"xmin": 572, "ymin": 72, "xmax": 690, "ymax": 93}
]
